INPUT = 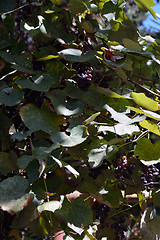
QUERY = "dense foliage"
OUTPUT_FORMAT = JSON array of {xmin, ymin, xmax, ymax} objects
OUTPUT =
[{"xmin": 1, "ymin": 0, "xmax": 160, "ymax": 239}]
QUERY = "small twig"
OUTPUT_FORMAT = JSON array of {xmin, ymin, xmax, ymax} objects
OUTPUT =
[
  {"xmin": 144, "ymin": 182, "xmax": 160, "ymax": 186},
  {"xmin": 132, "ymin": 73, "xmax": 153, "ymax": 82},
  {"xmin": 129, "ymin": 78, "xmax": 160, "ymax": 98}
]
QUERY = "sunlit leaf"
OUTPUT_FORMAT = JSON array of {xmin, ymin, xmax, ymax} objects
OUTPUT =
[
  {"xmin": 139, "ymin": 120, "xmax": 160, "ymax": 136},
  {"xmin": 37, "ymin": 201, "xmax": 61, "ymax": 214},
  {"xmin": 51, "ymin": 125, "xmax": 88, "ymax": 147},
  {"xmin": 46, "ymin": 90, "xmax": 84, "ymax": 116},
  {"xmin": 103, "ymin": 104, "xmax": 146, "ymax": 124},
  {"xmin": 83, "ymin": 112, "xmax": 101, "ymax": 125},
  {"xmin": 131, "ymin": 92, "xmax": 160, "ymax": 111},
  {"xmin": 134, "ymin": 0, "xmax": 157, "ymax": 19},
  {"xmin": 127, "ymin": 106, "xmax": 160, "ymax": 121},
  {"xmin": 98, "ymin": 123, "xmax": 140, "ymax": 136},
  {"xmin": 87, "ymin": 141, "xmax": 107, "ymax": 167}
]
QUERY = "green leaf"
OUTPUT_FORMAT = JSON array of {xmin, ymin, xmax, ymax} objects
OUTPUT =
[
  {"xmin": 0, "ymin": 152, "xmax": 17, "ymax": 175},
  {"xmin": 46, "ymin": 90, "xmax": 84, "ymax": 116},
  {"xmin": 18, "ymin": 155, "xmax": 34, "ymax": 169},
  {"xmin": 17, "ymin": 74, "xmax": 58, "ymax": 92},
  {"xmin": 37, "ymin": 55, "xmax": 59, "ymax": 61},
  {"xmin": 134, "ymin": 138, "xmax": 160, "ymax": 161},
  {"xmin": 115, "ymin": 67, "xmax": 127, "ymax": 81},
  {"xmin": 96, "ymin": 86, "xmax": 127, "ymax": 99},
  {"xmin": 51, "ymin": 125, "xmax": 88, "ymax": 147},
  {"xmin": 83, "ymin": 112, "xmax": 101, "ymax": 125},
  {"xmin": 28, "ymin": 214, "xmax": 51, "ymax": 237},
  {"xmin": 56, "ymin": 198, "xmax": 93, "ymax": 227},
  {"xmin": 0, "ymin": 51, "xmax": 32, "ymax": 70},
  {"xmin": 0, "ymin": 90, "xmax": 23, "ymax": 106},
  {"xmin": 109, "ymin": 17, "xmax": 138, "ymax": 43},
  {"xmin": 103, "ymin": 189, "xmax": 123, "ymax": 208},
  {"xmin": 102, "ymin": 1, "xmax": 118, "ymax": 15},
  {"xmin": 122, "ymin": 38, "xmax": 141, "ymax": 49},
  {"xmin": 127, "ymin": 106, "xmax": 160, "ymax": 121},
  {"xmin": 59, "ymin": 49, "xmax": 97, "ymax": 62},
  {"xmin": 131, "ymin": 92, "xmax": 160, "ymax": 111},
  {"xmin": 20, "ymin": 103, "xmax": 62, "ymax": 133},
  {"xmin": 0, "ymin": 176, "xmax": 31, "ymax": 213},
  {"xmin": 11, "ymin": 197, "xmax": 40, "ymax": 229},
  {"xmin": 139, "ymin": 120, "xmax": 160, "ymax": 136},
  {"xmin": 153, "ymin": 190, "xmax": 160, "ymax": 207},
  {"xmin": 0, "ymin": 112, "xmax": 12, "ymax": 139},
  {"xmin": 68, "ymin": 0, "xmax": 87, "ymax": 14},
  {"xmin": 0, "ymin": 0, "xmax": 16, "ymax": 14},
  {"xmin": 134, "ymin": 0, "xmax": 157, "ymax": 19}
]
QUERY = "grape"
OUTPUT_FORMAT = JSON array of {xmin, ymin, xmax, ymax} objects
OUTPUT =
[
  {"xmin": 74, "ymin": 69, "xmax": 93, "ymax": 90},
  {"xmin": 141, "ymin": 164, "xmax": 160, "ymax": 191}
]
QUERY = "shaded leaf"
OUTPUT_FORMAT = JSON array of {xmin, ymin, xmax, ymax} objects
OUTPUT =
[
  {"xmin": 20, "ymin": 103, "xmax": 63, "ymax": 133},
  {"xmin": 115, "ymin": 67, "xmax": 127, "ymax": 81},
  {"xmin": 0, "ymin": 0, "xmax": 16, "ymax": 14},
  {"xmin": 0, "ymin": 112, "xmax": 12, "ymax": 139},
  {"xmin": 0, "ymin": 176, "xmax": 31, "ymax": 213},
  {"xmin": 17, "ymin": 74, "xmax": 58, "ymax": 92},
  {"xmin": 0, "ymin": 90, "xmax": 23, "ymax": 106},
  {"xmin": 68, "ymin": 0, "xmax": 87, "ymax": 14},
  {"xmin": 0, "ymin": 152, "xmax": 17, "ymax": 175},
  {"xmin": 56, "ymin": 198, "xmax": 93, "ymax": 227},
  {"xmin": 122, "ymin": 38, "xmax": 141, "ymax": 49}
]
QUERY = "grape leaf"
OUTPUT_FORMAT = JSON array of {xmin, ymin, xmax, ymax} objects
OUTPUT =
[
  {"xmin": 139, "ymin": 120, "xmax": 160, "ymax": 136},
  {"xmin": 0, "ymin": 176, "xmax": 31, "ymax": 213},
  {"xmin": 134, "ymin": 0, "xmax": 157, "ymax": 19},
  {"xmin": 20, "ymin": 103, "xmax": 63, "ymax": 133},
  {"xmin": 50, "ymin": 125, "xmax": 88, "ymax": 147},
  {"xmin": 134, "ymin": 138, "xmax": 160, "ymax": 161},
  {"xmin": 131, "ymin": 92, "xmax": 160, "ymax": 111}
]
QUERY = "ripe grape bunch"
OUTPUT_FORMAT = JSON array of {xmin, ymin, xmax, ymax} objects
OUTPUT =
[
  {"xmin": 113, "ymin": 156, "xmax": 136, "ymax": 187},
  {"xmin": 141, "ymin": 165, "xmax": 160, "ymax": 191},
  {"xmin": 76, "ymin": 69, "xmax": 93, "ymax": 90}
]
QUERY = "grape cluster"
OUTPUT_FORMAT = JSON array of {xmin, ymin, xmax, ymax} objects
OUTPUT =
[
  {"xmin": 110, "ymin": 216, "xmax": 127, "ymax": 240},
  {"xmin": 76, "ymin": 69, "xmax": 93, "ymax": 90},
  {"xmin": 113, "ymin": 156, "xmax": 136, "ymax": 187},
  {"xmin": 141, "ymin": 165, "xmax": 160, "ymax": 191},
  {"xmin": 93, "ymin": 202, "xmax": 128, "ymax": 239}
]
